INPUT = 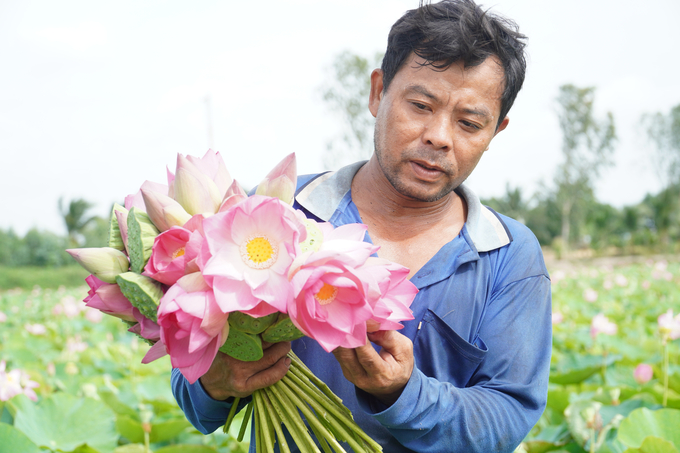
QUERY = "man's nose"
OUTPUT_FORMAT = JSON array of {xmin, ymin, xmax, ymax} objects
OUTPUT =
[{"xmin": 422, "ymin": 114, "xmax": 453, "ymax": 151}]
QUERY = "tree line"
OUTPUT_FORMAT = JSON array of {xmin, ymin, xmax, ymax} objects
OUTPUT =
[{"xmin": 2, "ymin": 198, "xmax": 110, "ymax": 267}]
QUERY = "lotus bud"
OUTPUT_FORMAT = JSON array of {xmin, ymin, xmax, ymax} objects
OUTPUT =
[
  {"xmin": 187, "ymin": 149, "xmax": 232, "ymax": 195},
  {"xmin": 141, "ymin": 188, "xmax": 192, "ymax": 232},
  {"xmin": 219, "ymin": 180, "xmax": 248, "ymax": 212},
  {"xmin": 174, "ymin": 154, "xmax": 222, "ymax": 215},
  {"xmin": 633, "ymin": 363, "xmax": 653, "ymax": 385},
  {"xmin": 115, "ymin": 209, "xmax": 130, "ymax": 254},
  {"xmin": 66, "ymin": 247, "xmax": 129, "ymax": 283},
  {"xmin": 108, "ymin": 204, "xmax": 128, "ymax": 251},
  {"xmin": 255, "ymin": 153, "xmax": 297, "ymax": 205}
]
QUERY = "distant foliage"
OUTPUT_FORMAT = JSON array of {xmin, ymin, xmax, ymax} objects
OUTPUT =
[
  {"xmin": 320, "ymin": 50, "xmax": 383, "ymax": 170},
  {"xmin": 0, "ymin": 228, "xmax": 71, "ymax": 267}
]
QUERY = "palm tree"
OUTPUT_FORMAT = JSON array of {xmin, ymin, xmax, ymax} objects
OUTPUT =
[{"xmin": 59, "ymin": 197, "xmax": 97, "ymax": 247}]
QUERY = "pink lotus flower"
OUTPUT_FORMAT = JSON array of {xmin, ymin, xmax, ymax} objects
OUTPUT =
[
  {"xmin": 25, "ymin": 323, "xmax": 47, "ymax": 335},
  {"xmin": 141, "ymin": 189, "xmax": 192, "ymax": 232},
  {"xmin": 356, "ymin": 258, "xmax": 416, "ymax": 333},
  {"xmin": 615, "ymin": 274, "xmax": 629, "ymax": 287},
  {"xmin": 658, "ymin": 309, "xmax": 680, "ymax": 341},
  {"xmin": 634, "ymin": 363, "xmax": 653, "ymax": 384},
  {"xmin": 0, "ymin": 311, "xmax": 7, "ymax": 323},
  {"xmin": 144, "ymin": 226, "xmax": 203, "ymax": 286},
  {"xmin": 0, "ymin": 362, "xmax": 39, "ymax": 402},
  {"xmin": 287, "ymin": 223, "xmax": 383, "ymax": 351},
  {"xmin": 552, "ymin": 311, "xmax": 564, "ymax": 325},
  {"xmin": 583, "ymin": 288, "xmax": 598, "ymax": 303},
  {"xmin": 84, "ymin": 274, "xmax": 136, "ymax": 322},
  {"xmin": 201, "ymin": 195, "xmax": 306, "ymax": 317},
  {"xmin": 591, "ymin": 313, "xmax": 617, "ymax": 339},
  {"xmin": 173, "ymin": 152, "xmax": 230, "ymax": 216},
  {"xmin": 84, "ymin": 307, "xmax": 104, "ymax": 323},
  {"xmin": 0, "ymin": 361, "xmax": 23, "ymax": 401},
  {"xmin": 255, "ymin": 153, "xmax": 297, "ymax": 205},
  {"xmin": 156, "ymin": 272, "xmax": 230, "ymax": 384},
  {"xmin": 130, "ymin": 307, "xmax": 161, "ymax": 342},
  {"xmin": 66, "ymin": 247, "xmax": 129, "ymax": 284}
]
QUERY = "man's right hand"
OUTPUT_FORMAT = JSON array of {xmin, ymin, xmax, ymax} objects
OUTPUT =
[{"xmin": 198, "ymin": 341, "xmax": 292, "ymax": 401}]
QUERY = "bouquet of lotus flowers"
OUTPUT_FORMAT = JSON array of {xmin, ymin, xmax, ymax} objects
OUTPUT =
[{"xmin": 67, "ymin": 150, "xmax": 418, "ymax": 453}]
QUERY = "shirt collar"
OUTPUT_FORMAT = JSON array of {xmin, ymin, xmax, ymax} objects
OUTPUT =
[{"xmin": 295, "ymin": 161, "xmax": 511, "ymax": 253}]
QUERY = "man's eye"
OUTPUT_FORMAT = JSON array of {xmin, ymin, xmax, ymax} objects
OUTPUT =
[
  {"xmin": 412, "ymin": 102, "xmax": 427, "ymax": 110},
  {"xmin": 461, "ymin": 120, "xmax": 480, "ymax": 130}
]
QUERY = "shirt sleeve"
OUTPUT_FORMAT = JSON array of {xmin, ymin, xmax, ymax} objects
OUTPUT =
[
  {"xmin": 170, "ymin": 367, "xmax": 249, "ymax": 434},
  {"xmin": 356, "ymin": 273, "xmax": 552, "ymax": 453}
]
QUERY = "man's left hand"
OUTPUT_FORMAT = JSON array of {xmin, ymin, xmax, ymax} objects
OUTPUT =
[{"xmin": 332, "ymin": 329, "xmax": 414, "ymax": 406}]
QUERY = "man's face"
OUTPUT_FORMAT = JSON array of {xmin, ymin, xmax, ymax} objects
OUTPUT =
[{"xmin": 368, "ymin": 54, "xmax": 509, "ymax": 202}]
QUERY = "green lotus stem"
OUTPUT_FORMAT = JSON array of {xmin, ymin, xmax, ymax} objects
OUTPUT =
[
  {"xmin": 260, "ymin": 389, "xmax": 292, "ymax": 453},
  {"xmin": 283, "ymin": 373, "xmax": 382, "ymax": 452},
  {"xmin": 288, "ymin": 361, "xmax": 352, "ymax": 419},
  {"xmin": 277, "ymin": 376, "xmax": 364, "ymax": 453},
  {"xmin": 238, "ymin": 400, "xmax": 254, "ymax": 442},
  {"xmin": 289, "ymin": 352, "xmax": 346, "ymax": 408},
  {"xmin": 223, "ymin": 396, "xmax": 241, "ymax": 434},
  {"xmin": 309, "ymin": 419, "xmax": 334, "ymax": 453},
  {"xmin": 284, "ymin": 372, "xmax": 355, "ymax": 445},
  {"xmin": 254, "ymin": 391, "xmax": 276, "ymax": 453},
  {"xmin": 266, "ymin": 384, "xmax": 321, "ymax": 453},
  {"xmin": 663, "ymin": 339, "xmax": 669, "ymax": 407}
]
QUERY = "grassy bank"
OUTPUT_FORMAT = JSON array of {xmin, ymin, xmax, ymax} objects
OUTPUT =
[{"xmin": 0, "ymin": 265, "xmax": 90, "ymax": 290}]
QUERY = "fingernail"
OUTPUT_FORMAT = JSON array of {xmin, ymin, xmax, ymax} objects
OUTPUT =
[{"xmin": 284, "ymin": 357, "xmax": 291, "ymax": 368}]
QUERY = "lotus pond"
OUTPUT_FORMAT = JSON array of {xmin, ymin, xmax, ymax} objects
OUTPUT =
[{"xmin": 0, "ymin": 258, "xmax": 679, "ymax": 452}]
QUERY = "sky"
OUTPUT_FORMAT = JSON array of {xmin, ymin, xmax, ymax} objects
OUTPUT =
[{"xmin": 2, "ymin": 0, "xmax": 679, "ymax": 236}]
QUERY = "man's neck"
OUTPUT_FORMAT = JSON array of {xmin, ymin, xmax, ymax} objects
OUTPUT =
[{"xmin": 351, "ymin": 158, "xmax": 466, "ymax": 237}]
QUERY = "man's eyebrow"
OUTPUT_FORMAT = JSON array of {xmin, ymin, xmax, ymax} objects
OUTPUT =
[
  {"xmin": 461, "ymin": 107, "xmax": 492, "ymax": 120},
  {"xmin": 404, "ymin": 85, "xmax": 439, "ymax": 101}
]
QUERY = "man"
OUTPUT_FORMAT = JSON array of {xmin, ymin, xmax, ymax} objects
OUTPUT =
[{"xmin": 172, "ymin": 1, "xmax": 552, "ymax": 451}]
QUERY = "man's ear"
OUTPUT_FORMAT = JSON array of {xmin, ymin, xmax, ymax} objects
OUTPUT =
[
  {"xmin": 494, "ymin": 116, "xmax": 510, "ymax": 137},
  {"xmin": 368, "ymin": 69, "xmax": 384, "ymax": 118}
]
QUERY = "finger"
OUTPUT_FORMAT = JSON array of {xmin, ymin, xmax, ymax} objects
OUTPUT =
[
  {"xmin": 332, "ymin": 347, "xmax": 367, "ymax": 380},
  {"xmin": 369, "ymin": 330, "xmax": 412, "ymax": 362},
  {"xmin": 245, "ymin": 354, "xmax": 291, "ymax": 391}
]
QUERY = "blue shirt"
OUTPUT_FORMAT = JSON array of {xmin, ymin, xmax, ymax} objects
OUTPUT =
[{"xmin": 171, "ymin": 161, "xmax": 552, "ymax": 453}]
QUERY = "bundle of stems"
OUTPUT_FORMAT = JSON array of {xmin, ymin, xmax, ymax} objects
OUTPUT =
[{"xmin": 223, "ymin": 351, "xmax": 382, "ymax": 453}]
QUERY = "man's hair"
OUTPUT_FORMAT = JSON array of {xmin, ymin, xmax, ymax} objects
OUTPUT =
[{"xmin": 381, "ymin": 0, "xmax": 527, "ymax": 128}]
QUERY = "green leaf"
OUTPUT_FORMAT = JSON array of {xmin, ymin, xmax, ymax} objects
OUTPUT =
[
  {"xmin": 550, "ymin": 353, "xmax": 619, "ymax": 385},
  {"xmin": 113, "ymin": 445, "xmax": 148, "ymax": 453},
  {"xmin": 149, "ymin": 418, "xmax": 191, "ymax": 443},
  {"xmin": 622, "ymin": 436, "xmax": 680, "ymax": 453},
  {"xmin": 11, "ymin": 393, "xmax": 118, "ymax": 453},
  {"xmin": 523, "ymin": 439, "xmax": 566, "ymax": 453},
  {"xmin": 0, "ymin": 422, "xmax": 41, "ymax": 453},
  {"xmin": 98, "ymin": 389, "xmax": 141, "ymax": 421},
  {"xmin": 617, "ymin": 408, "xmax": 680, "ymax": 448},
  {"xmin": 116, "ymin": 415, "xmax": 144, "ymax": 443},
  {"xmin": 154, "ymin": 446, "xmax": 219, "ymax": 453}
]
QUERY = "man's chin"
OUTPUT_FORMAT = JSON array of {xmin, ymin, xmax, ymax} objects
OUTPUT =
[{"xmin": 389, "ymin": 180, "xmax": 455, "ymax": 203}]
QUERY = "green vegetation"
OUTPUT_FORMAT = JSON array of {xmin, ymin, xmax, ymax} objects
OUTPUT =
[
  {"xmin": 0, "ymin": 265, "xmax": 89, "ymax": 290},
  {"xmin": 0, "ymin": 286, "xmax": 249, "ymax": 453},
  {"xmin": 1, "ymin": 260, "xmax": 678, "ymax": 452}
]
